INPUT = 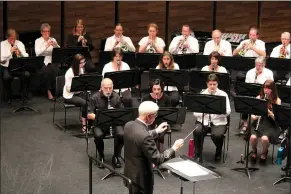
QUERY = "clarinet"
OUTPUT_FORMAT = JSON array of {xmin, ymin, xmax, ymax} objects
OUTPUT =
[
  {"xmin": 254, "ymin": 71, "xmax": 258, "ymax": 83},
  {"xmin": 208, "ymin": 91, "xmax": 214, "ymax": 127},
  {"xmin": 254, "ymin": 93, "xmax": 267, "ymax": 131},
  {"xmin": 155, "ymin": 93, "xmax": 158, "ymax": 104},
  {"xmin": 107, "ymin": 95, "xmax": 113, "ymax": 136},
  {"xmin": 117, "ymin": 60, "xmax": 120, "ymax": 71},
  {"xmin": 211, "ymin": 63, "xmax": 215, "ymax": 72}
]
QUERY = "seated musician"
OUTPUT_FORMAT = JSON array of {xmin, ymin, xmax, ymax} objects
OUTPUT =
[
  {"xmin": 66, "ymin": 19, "xmax": 95, "ymax": 73},
  {"xmin": 192, "ymin": 73, "xmax": 231, "ymax": 162},
  {"xmin": 270, "ymin": 32, "xmax": 290, "ymax": 59},
  {"xmin": 63, "ymin": 54, "xmax": 87, "ymax": 132},
  {"xmin": 203, "ymin": 29, "xmax": 232, "ymax": 56},
  {"xmin": 35, "ymin": 23, "xmax": 60, "ymax": 100},
  {"xmin": 104, "ymin": 23, "xmax": 135, "ymax": 52},
  {"xmin": 168, "ymin": 24, "xmax": 199, "ymax": 54},
  {"xmin": 239, "ymin": 56, "xmax": 274, "ymax": 134},
  {"xmin": 156, "ymin": 51, "xmax": 180, "ymax": 108},
  {"xmin": 142, "ymin": 79, "xmax": 171, "ymax": 152},
  {"xmin": 138, "ymin": 23, "xmax": 165, "ymax": 53},
  {"xmin": 201, "ymin": 51, "xmax": 228, "ymax": 73},
  {"xmin": 250, "ymin": 80, "xmax": 281, "ymax": 163},
  {"xmin": 233, "ymin": 26, "xmax": 266, "ymax": 82},
  {"xmin": 87, "ymin": 78, "xmax": 124, "ymax": 168},
  {"xmin": 0, "ymin": 28, "xmax": 29, "ymax": 104},
  {"xmin": 287, "ymin": 78, "xmax": 290, "ymax": 86},
  {"xmin": 102, "ymin": 48, "xmax": 132, "ymax": 107}
]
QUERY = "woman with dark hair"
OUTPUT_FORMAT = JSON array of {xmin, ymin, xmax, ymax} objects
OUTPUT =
[
  {"xmin": 63, "ymin": 54, "xmax": 87, "ymax": 132},
  {"xmin": 102, "ymin": 48, "xmax": 132, "ymax": 107},
  {"xmin": 201, "ymin": 51, "xmax": 227, "ymax": 73},
  {"xmin": 250, "ymin": 79, "xmax": 281, "ymax": 163},
  {"xmin": 142, "ymin": 79, "xmax": 171, "ymax": 152}
]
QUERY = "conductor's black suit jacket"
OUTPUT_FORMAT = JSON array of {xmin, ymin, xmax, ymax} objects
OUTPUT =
[{"xmin": 123, "ymin": 119, "xmax": 175, "ymax": 194}]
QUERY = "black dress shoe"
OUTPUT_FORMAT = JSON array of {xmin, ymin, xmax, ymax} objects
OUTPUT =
[
  {"xmin": 214, "ymin": 151, "xmax": 222, "ymax": 162},
  {"xmin": 112, "ymin": 156, "xmax": 122, "ymax": 168},
  {"xmin": 97, "ymin": 156, "xmax": 105, "ymax": 169}
]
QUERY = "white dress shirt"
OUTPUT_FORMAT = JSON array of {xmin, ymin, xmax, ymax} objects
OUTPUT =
[
  {"xmin": 270, "ymin": 44, "xmax": 291, "ymax": 59},
  {"xmin": 201, "ymin": 65, "xmax": 228, "ymax": 73},
  {"xmin": 168, "ymin": 35, "xmax": 199, "ymax": 54},
  {"xmin": 236, "ymin": 39, "xmax": 265, "ymax": 57},
  {"xmin": 138, "ymin": 36, "xmax": 165, "ymax": 53},
  {"xmin": 156, "ymin": 63, "xmax": 179, "ymax": 91},
  {"xmin": 35, "ymin": 37, "xmax": 60, "ymax": 65},
  {"xmin": 0, "ymin": 40, "xmax": 29, "ymax": 67},
  {"xmin": 104, "ymin": 35, "xmax": 136, "ymax": 52},
  {"xmin": 287, "ymin": 78, "xmax": 290, "ymax": 86},
  {"xmin": 102, "ymin": 61, "xmax": 130, "ymax": 93},
  {"xmin": 63, "ymin": 67, "xmax": 84, "ymax": 99},
  {"xmin": 203, "ymin": 40, "xmax": 232, "ymax": 56},
  {"xmin": 193, "ymin": 88, "xmax": 231, "ymax": 126},
  {"xmin": 245, "ymin": 67, "xmax": 274, "ymax": 84}
]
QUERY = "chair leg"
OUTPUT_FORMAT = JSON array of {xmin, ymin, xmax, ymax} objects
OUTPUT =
[
  {"xmin": 64, "ymin": 108, "xmax": 67, "ymax": 132},
  {"xmin": 53, "ymin": 102, "xmax": 56, "ymax": 123},
  {"xmin": 272, "ymin": 144, "xmax": 275, "ymax": 164},
  {"xmin": 223, "ymin": 138, "xmax": 226, "ymax": 163}
]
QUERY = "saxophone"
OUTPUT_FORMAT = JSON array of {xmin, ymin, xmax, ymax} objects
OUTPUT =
[
  {"xmin": 238, "ymin": 39, "xmax": 254, "ymax": 56},
  {"xmin": 254, "ymin": 94, "xmax": 267, "ymax": 131},
  {"xmin": 279, "ymin": 45, "xmax": 286, "ymax": 58}
]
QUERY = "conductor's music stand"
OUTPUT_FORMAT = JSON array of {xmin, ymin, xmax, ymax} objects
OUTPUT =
[
  {"xmin": 273, "ymin": 104, "xmax": 291, "ymax": 188},
  {"xmin": 183, "ymin": 92, "xmax": 226, "ymax": 163},
  {"xmin": 173, "ymin": 53, "xmax": 196, "ymax": 69},
  {"xmin": 70, "ymin": 74, "xmax": 103, "ymax": 152},
  {"xmin": 232, "ymin": 96, "xmax": 268, "ymax": 179},
  {"xmin": 161, "ymin": 155, "xmax": 221, "ymax": 194},
  {"xmin": 94, "ymin": 108, "xmax": 138, "ymax": 180},
  {"xmin": 8, "ymin": 56, "xmax": 45, "ymax": 113}
]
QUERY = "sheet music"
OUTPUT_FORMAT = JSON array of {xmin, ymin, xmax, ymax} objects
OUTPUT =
[{"xmin": 166, "ymin": 160, "xmax": 209, "ymax": 177}]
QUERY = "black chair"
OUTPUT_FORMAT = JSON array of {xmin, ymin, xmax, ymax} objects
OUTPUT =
[{"xmin": 52, "ymin": 75, "xmax": 81, "ymax": 131}]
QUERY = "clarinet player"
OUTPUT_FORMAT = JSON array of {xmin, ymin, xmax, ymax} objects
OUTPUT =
[{"xmin": 250, "ymin": 80, "xmax": 281, "ymax": 163}]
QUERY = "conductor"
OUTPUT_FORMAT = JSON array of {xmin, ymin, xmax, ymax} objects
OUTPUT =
[{"xmin": 123, "ymin": 101, "xmax": 184, "ymax": 194}]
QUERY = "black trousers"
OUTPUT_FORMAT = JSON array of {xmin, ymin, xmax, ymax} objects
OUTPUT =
[
  {"xmin": 120, "ymin": 90, "xmax": 133, "ymax": 108},
  {"xmin": 193, "ymin": 122, "xmax": 227, "ymax": 155},
  {"xmin": 38, "ymin": 63, "xmax": 60, "ymax": 92},
  {"xmin": 165, "ymin": 91, "xmax": 180, "ymax": 107},
  {"xmin": 93, "ymin": 126, "xmax": 124, "ymax": 157},
  {"xmin": 63, "ymin": 93, "xmax": 87, "ymax": 117},
  {"xmin": 236, "ymin": 71, "xmax": 247, "ymax": 82}
]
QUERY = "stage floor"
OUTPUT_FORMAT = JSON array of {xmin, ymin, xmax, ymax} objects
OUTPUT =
[{"xmin": 1, "ymin": 97, "xmax": 290, "ymax": 194}]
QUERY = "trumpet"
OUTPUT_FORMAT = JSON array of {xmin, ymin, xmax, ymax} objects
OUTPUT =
[
  {"xmin": 238, "ymin": 39, "xmax": 254, "ymax": 56},
  {"xmin": 147, "ymin": 37, "xmax": 156, "ymax": 53},
  {"xmin": 254, "ymin": 94, "xmax": 267, "ymax": 131},
  {"xmin": 279, "ymin": 45, "xmax": 286, "ymax": 58},
  {"xmin": 11, "ymin": 43, "xmax": 20, "ymax": 58},
  {"xmin": 178, "ymin": 35, "xmax": 187, "ymax": 54}
]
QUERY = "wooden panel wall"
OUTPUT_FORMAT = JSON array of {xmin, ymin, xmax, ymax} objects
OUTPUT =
[
  {"xmin": 0, "ymin": 3, "xmax": 3, "ymax": 40},
  {"xmin": 216, "ymin": 2, "xmax": 258, "ymax": 33},
  {"xmin": 64, "ymin": 2, "xmax": 115, "ymax": 63},
  {"xmin": 7, "ymin": 2, "xmax": 61, "ymax": 43},
  {"xmin": 260, "ymin": 2, "xmax": 291, "ymax": 42},
  {"xmin": 119, "ymin": 2, "xmax": 166, "ymax": 50}
]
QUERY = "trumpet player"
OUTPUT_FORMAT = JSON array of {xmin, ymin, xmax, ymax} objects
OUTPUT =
[
  {"xmin": 169, "ymin": 25, "xmax": 199, "ymax": 54},
  {"xmin": 193, "ymin": 74, "xmax": 231, "ymax": 162},
  {"xmin": 203, "ymin": 29, "xmax": 232, "ymax": 56},
  {"xmin": 201, "ymin": 51, "xmax": 228, "ymax": 73},
  {"xmin": 138, "ymin": 23, "xmax": 165, "ymax": 53},
  {"xmin": 250, "ymin": 80, "xmax": 281, "ymax": 163},
  {"xmin": 1, "ymin": 28, "xmax": 29, "ymax": 103},
  {"xmin": 233, "ymin": 27, "xmax": 266, "ymax": 57},
  {"xmin": 104, "ymin": 23, "xmax": 135, "ymax": 52},
  {"xmin": 270, "ymin": 32, "xmax": 290, "ymax": 59}
]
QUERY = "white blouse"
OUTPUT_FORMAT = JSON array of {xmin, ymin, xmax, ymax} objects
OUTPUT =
[
  {"xmin": 138, "ymin": 36, "xmax": 165, "ymax": 53},
  {"xmin": 63, "ymin": 67, "xmax": 84, "ymax": 99}
]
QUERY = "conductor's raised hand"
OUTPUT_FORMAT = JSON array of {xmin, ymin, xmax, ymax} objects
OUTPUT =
[
  {"xmin": 172, "ymin": 139, "xmax": 184, "ymax": 151},
  {"xmin": 155, "ymin": 122, "xmax": 168, "ymax": 134}
]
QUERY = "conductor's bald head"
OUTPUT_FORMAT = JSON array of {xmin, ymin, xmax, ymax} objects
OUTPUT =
[
  {"xmin": 138, "ymin": 101, "xmax": 159, "ymax": 125},
  {"xmin": 101, "ymin": 78, "xmax": 113, "ymax": 97}
]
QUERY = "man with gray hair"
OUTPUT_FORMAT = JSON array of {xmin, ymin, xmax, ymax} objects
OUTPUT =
[
  {"xmin": 270, "ymin": 32, "xmax": 290, "ymax": 59},
  {"xmin": 123, "ymin": 101, "xmax": 184, "ymax": 194}
]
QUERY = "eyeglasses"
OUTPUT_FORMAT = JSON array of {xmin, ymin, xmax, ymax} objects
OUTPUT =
[
  {"xmin": 149, "ymin": 113, "xmax": 158, "ymax": 118},
  {"xmin": 42, "ymin": 30, "xmax": 50, "ymax": 33}
]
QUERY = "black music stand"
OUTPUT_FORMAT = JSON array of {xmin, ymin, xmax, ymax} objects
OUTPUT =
[
  {"xmin": 173, "ymin": 53, "xmax": 196, "ymax": 69},
  {"xmin": 232, "ymin": 96, "xmax": 268, "ymax": 179},
  {"xmin": 94, "ymin": 108, "xmax": 138, "ymax": 180},
  {"xmin": 161, "ymin": 155, "xmax": 221, "ymax": 194},
  {"xmin": 220, "ymin": 56, "xmax": 255, "ymax": 71},
  {"xmin": 8, "ymin": 56, "xmax": 45, "ymax": 113},
  {"xmin": 153, "ymin": 107, "xmax": 187, "ymax": 179},
  {"xmin": 104, "ymin": 69, "xmax": 139, "ymax": 96},
  {"xmin": 195, "ymin": 54, "xmax": 209, "ymax": 69},
  {"xmin": 70, "ymin": 74, "xmax": 103, "ymax": 152},
  {"xmin": 273, "ymin": 104, "xmax": 291, "ymax": 188},
  {"xmin": 135, "ymin": 53, "xmax": 161, "ymax": 70},
  {"xmin": 52, "ymin": 47, "xmax": 90, "ymax": 66},
  {"xmin": 234, "ymin": 81, "xmax": 262, "ymax": 97},
  {"xmin": 183, "ymin": 92, "xmax": 226, "ymax": 163},
  {"xmin": 267, "ymin": 57, "xmax": 291, "ymax": 72},
  {"xmin": 122, "ymin": 52, "xmax": 136, "ymax": 69},
  {"xmin": 276, "ymin": 85, "xmax": 291, "ymax": 104}
]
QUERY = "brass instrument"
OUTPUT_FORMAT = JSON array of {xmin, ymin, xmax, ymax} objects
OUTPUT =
[
  {"xmin": 120, "ymin": 36, "xmax": 129, "ymax": 52},
  {"xmin": 147, "ymin": 36, "xmax": 156, "ymax": 53},
  {"xmin": 178, "ymin": 35, "xmax": 187, "ymax": 54},
  {"xmin": 11, "ymin": 44, "xmax": 21, "ymax": 58},
  {"xmin": 254, "ymin": 94, "xmax": 267, "ymax": 131},
  {"xmin": 279, "ymin": 45, "xmax": 286, "ymax": 58},
  {"xmin": 238, "ymin": 39, "xmax": 254, "ymax": 56}
]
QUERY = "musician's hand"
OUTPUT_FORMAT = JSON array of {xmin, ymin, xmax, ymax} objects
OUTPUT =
[
  {"xmin": 184, "ymin": 42, "xmax": 189, "ymax": 48},
  {"xmin": 155, "ymin": 122, "xmax": 168, "ymax": 134},
  {"xmin": 218, "ymin": 51, "xmax": 224, "ymax": 56},
  {"xmin": 251, "ymin": 115, "xmax": 258, "ymax": 121},
  {"xmin": 16, "ymin": 49, "xmax": 21, "ymax": 56},
  {"xmin": 78, "ymin": 36, "xmax": 84, "ymax": 42},
  {"xmin": 172, "ymin": 139, "xmax": 184, "ymax": 151},
  {"xmin": 268, "ymin": 109, "xmax": 274, "ymax": 117},
  {"xmin": 87, "ymin": 113, "xmax": 95, "ymax": 120},
  {"xmin": 10, "ymin": 46, "xmax": 17, "ymax": 53},
  {"xmin": 152, "ymin": 163, "xmax": 155, "ymax": 168},
  {"xmin": 148, "ymin": 39, "xmax": 153, "ymax": 45}
]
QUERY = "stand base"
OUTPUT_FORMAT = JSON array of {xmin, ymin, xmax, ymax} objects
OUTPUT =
[
  {"xmin": 101, "ymin": 171, "xmax": 119, "ymax": 180},
  {"xmin": 13, "ymin": 106, "xmax": 37, "ymax": 113},
  {"xmin": 273, "ymin": 176, "xmax": 291, "ymax": 185},
  {"xmin": 232, "ymin": 167, "xmax": 259, "ymax": 179},
  {"xmin": 153, "ymin": 167, "xmax": 165, "ymax": 179}
]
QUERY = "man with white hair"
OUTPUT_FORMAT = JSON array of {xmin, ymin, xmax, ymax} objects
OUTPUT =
[
  {"xmin": 123, "ymin": 101, "xmax": 184, "ymax": 194},
  {"xmin": 270, "ymin": 32, "xmax": 290, "ymax": 59}
]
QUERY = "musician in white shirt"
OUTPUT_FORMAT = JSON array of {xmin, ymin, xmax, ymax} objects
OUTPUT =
[
  {"xmin": 102, "ymin": 48, "xmax": 132, "ymax": 107},
  {"xmin": 0, "ymin": 28, "xmax": 29, "ymax": 103},
  {"xmin": 233, "ymin": 27, "xmax": 266, "ymax": 57},
  {"xmin": 203, "ymin": 29, "xmax": 232, "ymax": 56},
  {"xmin": 104, "ymin": 23, "xmax": 135, "ymax": 52},
  {"xmin": 193, "ymin": 73, "xmax": 231, "ymax": 162},
  {"xmin": 168, "ymin": 25, "xmax": 199, "ymax": 54},
  {"xmin": 35, "ymin": 23, "xmax": 60, "ymax": 100},
  {"xmin": 287, "ymin": 78, "xmax": 290, "ymax": 86},
  {"xmin": 270, "ymin": 32, "xmax": 290, "ymax": 59},
  {"xmin": 138, "ymin": 23, "xmax": 165, "ymax": 53},
  {"xmin": 201, "ymin": 51, "xmax": 228, "ymax": 73}
]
